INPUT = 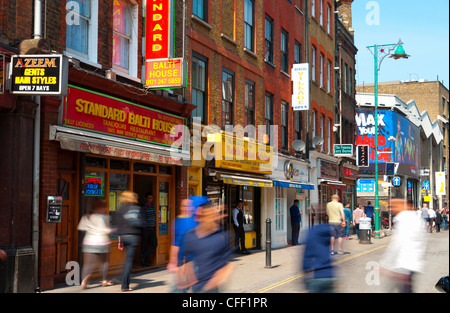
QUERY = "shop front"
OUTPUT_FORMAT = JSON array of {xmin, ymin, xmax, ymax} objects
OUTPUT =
[
  {"xmin": 265, "ymin": 156, "xmax": 314, "ymax": 248},
  {"xmin": 203, "ymin": 133, "xmax": 273, "ymax": 250},
  {"xmin": 40, "ymin": 83, "xmax": 192, "ymax": 288}
]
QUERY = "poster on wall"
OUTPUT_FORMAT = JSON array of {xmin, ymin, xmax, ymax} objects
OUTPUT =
[{"xmin": 355, "ymin": 108, "xmax": 420, "ymax": 178}]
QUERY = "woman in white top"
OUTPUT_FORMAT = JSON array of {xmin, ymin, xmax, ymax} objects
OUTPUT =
[
  {"xmin": 428, "ymin": 207, "xmax": 437, "ymax": 233},
  {"xmin": 78, "ymin": 199, "xmax": 114, "ymax": 289}
]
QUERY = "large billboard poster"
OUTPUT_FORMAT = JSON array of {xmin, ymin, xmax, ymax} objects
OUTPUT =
[{"xmin": 355, "ymin": 108, "xmax": 420, "ymax": 178}]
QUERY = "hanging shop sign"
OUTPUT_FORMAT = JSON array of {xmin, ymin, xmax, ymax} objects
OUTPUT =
[
  {"xmin": 435, "ymin": 172, "xmax": 446, "ymax": 196},
  {"xmin": 9, "ymin": 54, "xmax": 67, "ymax": 95},
  {"xmin": 145, "ymin": 0, "xmax": 173, "ymax": 60},
  {"xmin": 291, "ymin": 63, "xmax": 309, "ymax": 111},
  {"xmin": 144, "ymin": 58, "xmax": 187, "ymax": 89},
  {"xmin": 333, "ymin": 144, "xmax": 353, "ymax": 157},
  {"xmin": 62, "ymin": 85, "xmax": 187, "ymax": 148},
  {"xmin": 84, "ymin": 175, "xmax": 104, "ymax": 197}
]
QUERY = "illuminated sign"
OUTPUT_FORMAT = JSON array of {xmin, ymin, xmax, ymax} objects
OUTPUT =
[
  {"xmin": 84, "ymin": 176, "xmax": 104, "ymax": 196},
  {"xmin": 291, "ymin": 63, "xmax": 310, "ymax": 110},
  {"xmin": 333, "ymin": 144, "xmax": 353, "ymax": 157},
  {"xmin": 62, "ymin": 85, "xmax": 187, "ymax": 148},
  {"xmin": 144, "ymin": 58, "xmax": 187, "ymax": 89},
  {"xmin": 146, "ymin": 0, "xmax": 173, "ymax": 60},
  {"xmin": 9, "ymin": 54, "xmax": 66, "ymax": 95},
  {"xmin": 356, "ymin": 145, "xmax": 369, "ymax": 167}
]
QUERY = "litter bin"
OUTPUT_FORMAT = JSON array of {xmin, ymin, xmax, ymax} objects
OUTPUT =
[{"xmin": 359, "ymin": 217, "xmax": 372, "ymax": 244}]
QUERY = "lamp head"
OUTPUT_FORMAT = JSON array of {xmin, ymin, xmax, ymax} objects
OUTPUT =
[{"xmin": 390, "ymin": 39, "xmax": 410, "ymax": 60}]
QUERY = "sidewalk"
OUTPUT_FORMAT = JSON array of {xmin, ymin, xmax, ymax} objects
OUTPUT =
[{"xmin": 43, "ymin": 231, "xmax": 392, "ymax": 294}]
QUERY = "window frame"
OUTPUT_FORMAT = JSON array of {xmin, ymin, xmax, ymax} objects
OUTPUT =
[
  {"xmin": 193, "ymin": 0, "xmax": 208, "ymax": 22},
  {"xmin": 265, "ymin": 15, "xmax": 274, "ymax": 63},
  {"xmin": 281, "ymin": 28, "xmax": 289, "ymax": 73},
  {"xmin": 244, "ymin": 0, "xmax": 255, "ymax": 51},
  {"xmin": 192, "ymin": 52, "xmax": 208, "ymax": 124},
  {"xmin": 222, "ymin": 68, "xmax": 235, "ymax": 128},
  {"xmin": 281, "ymin": 100, "xmax": 289, "ymax": 150}
]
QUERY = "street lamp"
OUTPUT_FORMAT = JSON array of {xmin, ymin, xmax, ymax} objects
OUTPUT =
[{"xmin": 367, "ymin": 39, "xmax": 409, "ymax": 239}]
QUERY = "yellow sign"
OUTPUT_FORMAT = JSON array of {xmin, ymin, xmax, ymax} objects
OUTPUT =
[
  {"xmin": 423, "ymin": 196, "xmax": 431, "ymax": 202},
  {"xmin": 214, "ymin": 133, "xmax": 273, "ymax": 175}
]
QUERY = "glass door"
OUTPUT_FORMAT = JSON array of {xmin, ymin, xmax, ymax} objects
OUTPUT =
[{"xmin": 156, "ymin": 176, "xmax": 173, "ymax": 264}]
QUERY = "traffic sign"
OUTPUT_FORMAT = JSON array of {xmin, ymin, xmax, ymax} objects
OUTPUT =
[
  {"xmin": 392, "ymin": 176, "xmax": 401, "ymax": 187},
  {"xmin": 356, "ymin": 145, "xmax": 369, "ymax": 167}
]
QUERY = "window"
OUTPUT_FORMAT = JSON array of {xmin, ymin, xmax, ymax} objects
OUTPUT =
[
  {"xmin": 275, "ymin": 186, "xmax": 285, "ymax": 231},
  {"xmin": 327, "ymin": 4, "xmax": 331, "ymax": 33},
  {"xmin": 294, "ymin": 41, "xmax": 301, "ymax": 64},
  {"xmin": 312, "ymin": 110, "xmax": 316, "ymax": 148},
  {"xmin": 112, "ymin": 0, "xmax": 138, "ymax": 76},
  {"xmin": 320, "ymin": 0, "xmax": 323, "ymax": 25},
  {"xmin": 344, "ymin": 63, "xmax": 348, "ymax": 93},
  {"xmin": 281, "ymin": 29, "xmax": 289, "ymax": 72},
  {"xmin": 265, "ymin": 93, "xmax": 274, "ymax": 145},
  {"xmin": 244, "ymin": 0, "xmax": 254, "ymax": 51},
  {"xmin": 327, "ymin": 118, "xmax": 332, "ymax": 153},
  {"xmin": 281, "ymin": 101, "xmax": 289, "ymax": 149},
  {"xmin": 295, "ymin": 111, "xmax": 302, "ymax": 140},
  {"xmin": 320, "ymin": 115, "xmax": 324, "ymax": 150},
  {"xmin": 265, "ymin": 16, "xmax": 274, "ymax": 63},
  {"xmin": 327, "ymin": 60, "xmax": 331, "ymax": 92},
  {"xmin": 222, "ymin": 69, "xmax": 234, "ymax": 127},
  {"xmin": 192, "ymin": 54, "xmax": 207, "ymax": 124},
  {"xmin": 320, "ymin": 54, "xmax": 324, "ymax": 87},
  {"xmin": 193, "ymin": 0, "xmax": 207, "ymax": 21},
  {"xmin": 66, "ymin": 0, "xmax": 98, "ymax": 62},
  {"xmin": 311, "ymin": 0, "xmax": 315, "ymax": 18},
  {"xmin": 349, "ymin": 67, "xmax": 353, "ymax": 96},
  {"xmin": 311, "ymin": 46, "xmax": 316, "ymax": 81},
  {"xmin": 245, "ymin": 80, "xmax": 255, "ymax": 137}
]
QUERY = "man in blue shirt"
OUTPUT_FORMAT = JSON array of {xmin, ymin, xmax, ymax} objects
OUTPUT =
[
  {"xmin": 364, "ymin": 201, "xmax": 375, "ymax": 230},
  {"xmin": 290, "ymin": 199, "xmax": 302, "ymax": 246}
]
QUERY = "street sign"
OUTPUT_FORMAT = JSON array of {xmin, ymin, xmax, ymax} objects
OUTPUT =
[
  {"xmin": 385, "ymin": 162, "xmax": 395, "ymax": 175},
  {"xmin": 356, "ymin": 145, "xmax": 369, "ymax": 167},
  {"xmin": 333, "ymin": 144, "xmax": 353, "ymax": 157},
  {"xmin": 392, "ymin": 176, "xmax": 401, "ymax": 187}
]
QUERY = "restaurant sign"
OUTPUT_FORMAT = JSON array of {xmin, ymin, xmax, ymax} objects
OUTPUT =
[{"xmin": 62, "ymin": 85, "xmax": 187, "ymax": 149}]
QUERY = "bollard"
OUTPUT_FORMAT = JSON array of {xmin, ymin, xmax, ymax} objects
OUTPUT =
[{"xmin": 265, "ymin": 218, "xmax": 272, "ymax": 268}]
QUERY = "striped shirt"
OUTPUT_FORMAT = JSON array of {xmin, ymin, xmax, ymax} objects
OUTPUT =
[{"xmin": 141, "ymin": 202, "xmax": 156, "ymax": 228}]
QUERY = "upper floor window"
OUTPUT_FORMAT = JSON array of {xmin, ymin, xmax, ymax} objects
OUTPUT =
[
  {"xmin": 311, "ymin": 46, "xmax": 316, "ymax": 81},
  {"xmin": 320, "ymin": 54, "xmax": 324, "ymax": 87},
  {"xmin": 295, "ymin": 111, "xmax": 302, "ymax": 140},
  {"xmin": 327, "ymin": 4, "xmax": 332, "ymax": 34},
  {"xmin": 245, "ymin": 80, "xmax": 255, "ymax": 137},
  {"xmin": 265, "ymin": 92, "xmax": 274, "ymax": 145},
  {"xmin": 244, "ymin": 0, "xmax": 254, "ymax": 51},
  {"xmin": 311, "ymin": 0, "xmax": 315, "ymax": 18},
  {"xmin": 281, "ymin": 29, "xmax": 289, "ymax": 72},
  {"xmin": 193, "ymin": 0, "xmax": 207, "ymax": 21},
  {"xmin": 222, "ymin": 69, "xmax": 235, "ymax": 127},
  {"xmin": 281, "ymin": 101, "xmax": 289, "ymax": 149},
  {"xmin": 66, "ymin": 0, "xmax": 98, "ymax": 62},
  {"xmin": 192, "ymin": 53, "xmax": 208, "ymax": 124},
  {"xmin": 294, "ymin": 41, "xmax": 301, "ymax": 64},
  {"xmin": 265, "ymin": 15, "xmax": 274, "ymax": 63}
]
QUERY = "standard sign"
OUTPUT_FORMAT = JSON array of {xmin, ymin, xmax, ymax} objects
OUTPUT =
[
  {"xmin": 333, "ymin": 144, "xmax": 353, "ymax": 157},
  {"xmin": 10, "ymin": 54, "xmax": 64, "ymax": 95}
]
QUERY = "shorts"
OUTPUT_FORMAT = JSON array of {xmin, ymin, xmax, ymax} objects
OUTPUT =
[{"xmin": 329, "ymin": 223, "xmax": 345, "ymax": 238}]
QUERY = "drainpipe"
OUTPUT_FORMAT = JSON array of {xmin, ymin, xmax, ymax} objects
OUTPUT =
[{"xmin": 32, "ymin": 0, "xmax": 42, "ymax": 292}]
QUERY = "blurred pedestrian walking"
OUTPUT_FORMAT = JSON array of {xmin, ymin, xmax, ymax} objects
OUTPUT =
[
  {"xmin": 302, "ymin": 223, "xmax": 336, "ymax": 293},
  {"xmin": 353, "ymin": 204, "xmax": 365, "ymax": 240},
  {"xmin": 442, "ymin": 206, "xmax": 448, "ymax": 230},
  {"xmin": 421, "ymin": 203, "xmax": 430, "ymax": 232},
  {"xmin": 78, "ymin": 199, "xmax": 114, "ymax": 289},
  {"xmin": 364, "ymin": 201, "xmax": 375, "ymax": 231},
  {"xmin": 326, "ymin": 195, "xmax": 348, "ymax": 255},
  {"xmin": 182, "ymin": 204, "xmax": 234, "ymax": 293},
  {"xmin": 428, "ymin": 206, "xmax": 436, "ymax": 233},
  {"xmin": 116, "ymin": 191, "xmax": 142, "ymax": 291},
  {"xmin": 380, "ymin": 198, "xmax": 427, "ymax": 293},
  {"xmin": 435, "ymin": 209, "xmax": 442, "ymax": 233},
  {"xmin": 233, "ymin": 200, "xmax": 249, "ymax": 254}
]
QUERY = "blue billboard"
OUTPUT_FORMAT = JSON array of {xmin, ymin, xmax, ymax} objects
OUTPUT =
[{"xmin": 355, "ymin": 108, "xmax": 420, "ymax": 178}]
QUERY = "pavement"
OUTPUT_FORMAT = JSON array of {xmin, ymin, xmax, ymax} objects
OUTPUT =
[{"xmin": 43, "ymin": 228, "xmax": 448, "ymax": 294}]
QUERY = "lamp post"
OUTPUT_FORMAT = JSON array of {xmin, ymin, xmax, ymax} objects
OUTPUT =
[{"xmin": 367, "ymin": 39, "xmax": 409, "ymax": 239}]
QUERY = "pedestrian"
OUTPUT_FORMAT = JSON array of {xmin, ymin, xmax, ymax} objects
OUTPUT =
[
  {"xmin": 428, "ymin": 206, "xmax": 436, "ymax": 233},
  {"xmin": 441, "ymin": 206, "xmax": 448, "ymax": 230},
  {"xmin": 116, "ymin": 191, "xmax": 142, "ymax": 292},
  {"xmin": 435, "ymin": 209, "xmax": 442, "ymax": 233},
  {"xmin": 364, "ymin": 201, "xmax": 375, "ymax": 230},
  {"xmin": 78, "ymin": 199, "xmax": 114, "ymax": 289},
  {"xmin": 421, "ymin": 203, "xmax": 429, "ymax": 232},
  {"xmin": 289, "ymin": 199, "xmax": 302, "ymax": 245},
  {"xmin": 326, "ymin": 194, "xmax": 348, "ymax": 255},
  {"xmin": 182, "ymin": 204, "xmax": 235, "ymax": 293},
  {"xmin": 380, "ymin": 198, "xmax": 427, "ymax": 293},
  {"xmin": 167, "ymin": 196, "xmax": 209, "ymax": 292},
  {"xmin": 352, "ymin": 204, "xmax": 365, "ymax": 240},
  {"xmin": 140, "ymin": 192, "xmax": 157, "ymax": 267},
  {"xmin": 344, "ymin": 203, "xmax": 353, "ymax": 240},
  {"xmin": 232, "ymin": 200, "xmax": 249, "ymax": 254},
  {"xmin": 302, "ymin": 223, "xmax": 336, "ymax": 293}
]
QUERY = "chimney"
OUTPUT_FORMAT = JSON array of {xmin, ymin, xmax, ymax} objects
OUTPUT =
[{"xmin": 336, "ymin": 0, "xmax": 354, "ymax": 33}]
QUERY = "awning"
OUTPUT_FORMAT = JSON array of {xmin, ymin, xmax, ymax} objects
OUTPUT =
[
  {"xmin": 220, "ymin": 174, "xmax": 273, "ymax": 188},
  {"xmin": 49, "ymin": 125, "xmax": 190, "ymax": 166},
  {"xmin": 318, "ymin": 179, "xmax": 347, "ymax": 190},
  {"xmin": 272, "ymin": 179, "xmax": 315, "ymax": 190}
]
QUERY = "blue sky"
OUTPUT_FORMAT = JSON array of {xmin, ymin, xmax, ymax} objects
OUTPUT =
[{"xmin": 351, "ymin": 0, "xmax": 449, "ymax": 88}]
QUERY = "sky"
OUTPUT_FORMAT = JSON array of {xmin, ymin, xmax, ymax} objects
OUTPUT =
[{"xmin": 351, "ymin": 0, "xmax": 449, "ymax": 89}]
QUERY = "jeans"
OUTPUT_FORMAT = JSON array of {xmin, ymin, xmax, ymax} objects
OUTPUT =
[
  {"xmin": 355, "ymin": 223, "xmax": 360, "ymax": 239},
  {"xmin": 304, "ymin": 277, "xmax": 336, "ymax": 293},
  {"xmin": 345, "ymin": 220, "xmax": 351, "ymax": 237},
  {"xmin": 291, "ymin": 222, "xmax": 300, "ymax": 245},
  {"xmin": 120, "ymin": 234, "xmax": 140, "ymax": 290}
]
